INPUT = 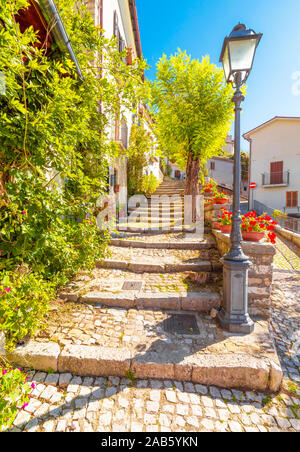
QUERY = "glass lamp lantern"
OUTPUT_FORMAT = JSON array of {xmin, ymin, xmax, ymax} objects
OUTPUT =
[{"xmin": 219, "ymin": 23, "xmax": 262, "ymax": 84}]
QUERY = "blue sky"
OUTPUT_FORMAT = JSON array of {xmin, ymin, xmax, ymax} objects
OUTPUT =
[{"xmin": 136, "ymin": 0, "xmax": 300, "ymax": 151}]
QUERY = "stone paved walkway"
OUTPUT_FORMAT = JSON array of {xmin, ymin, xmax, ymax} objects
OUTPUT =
[
  {"xmin": 3, "ymin": 182, "xmax": 300, "ymax": 432},
  {"xmin": 5, "ymin": 272, "xmax": 299, "ymax": 433},
  {"xmin": 273, "ymin": 236, "xmax": 300, "ymax": 272}
]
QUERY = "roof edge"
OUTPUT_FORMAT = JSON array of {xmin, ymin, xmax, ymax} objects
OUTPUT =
[
  {"xmin": 243, "ymin": 116, "xmax": 300, "ymax": 140},
  {"xmin": 128, "ymin": 0, "xmax": 142, "ymax": 59}
]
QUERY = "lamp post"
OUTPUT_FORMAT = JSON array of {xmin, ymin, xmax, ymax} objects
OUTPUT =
[{"xmin": 218, "ymin": 24, "xmax": 262, "ymax": 334}]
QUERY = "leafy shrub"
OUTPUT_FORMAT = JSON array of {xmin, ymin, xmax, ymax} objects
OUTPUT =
[
  {"xmin": 0, "ymin": 362, "xmax": 32, "ymax": 431},
  {"xmin": 0, "ymin": 271, "xmax": 54, "ymax": 351},
  {"xmin": 141, "ymin": 174, "xmax": 160, "ymax": 195},
  {"xmin": 127, "ymin": 124, "xmax": 153, "ymax": 196},
  {"xmin": 0, "ymin": 0, "xmax": 146, "ymax": 350}
]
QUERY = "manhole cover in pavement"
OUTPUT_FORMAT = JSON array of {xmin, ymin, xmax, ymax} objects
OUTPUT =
[
  {"xmin": 122, "ymin": 281, "xmax": 144, "ymax": 291},
  {"xmin": 163, "ymin": 314, "xmax": 200, "ymax": 335}
]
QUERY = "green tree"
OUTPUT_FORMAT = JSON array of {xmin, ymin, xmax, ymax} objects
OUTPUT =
[
  {"xmin": 0, "ymin": 0, "xmax": 147, "ymax": 281},
  {"xmin": 228, "ymin": 151, "xmax": 249, "ymax": 182},
  {"xmin": 151, "ymin": 50, "xmax": 234, "ymax": 204},
  {"xmin": 127, "ymin": 123, "xmax": 153, "ymax": 196}
]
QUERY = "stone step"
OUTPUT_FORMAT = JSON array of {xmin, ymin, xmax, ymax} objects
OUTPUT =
[
  {"xmin": 98, "ymin": 246, "xmax": 221, "ymax": 273},
  {"xmin": 2, "ymin": 310, "xmax": 282, "ymax": 391},
  {"xmin": 96, "ymin": 259, "xmax": 218, "ymax": 273},
  {"xmin": 62, "ymin": 290, "xmax": 221, "ymax": 312},
  {"xmin": 109, "ymin": 238, "xmax": 215, "ymax": 250},
  {"xmin": 116, "ymin": 225, "xmax": 206, "ymax": 234}
]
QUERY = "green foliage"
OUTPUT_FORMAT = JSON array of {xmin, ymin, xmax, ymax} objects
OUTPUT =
[
  {"xmin": 127, "ymin": 124, "xmax": 153, "ymax": 196},
  {"xmin": 0, "ymin": 362, "xmax": 31, "ymax": 431},
  {"xmin": 0, "ymin": 0, "xmax": 148, "ymax": 347},
  {"xmin": 141, "ymin": 174, "xmax": 160, "ymax": 195},
  {"xmin": 228, "ymin": 151, "xmax": 249, "ymax": 181},
  {"xmin": 160, "ymin": 160, "xmax": 172, "ymax": 178},
  {"xmin": 0, "ymin": 0, "xmax": 146, "ymax": 277},
  {"xmin": 0, "ymin": 270, "xmax": 54, "ymax": 350},
  {"xmin": 151, "ymin": 50, "xmax": 235, "ymax": 185}
]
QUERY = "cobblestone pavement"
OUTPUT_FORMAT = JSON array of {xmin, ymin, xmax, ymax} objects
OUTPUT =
[
  {"xmin": 34, "ymin": 300, "xmax": 274, "ymax": 359},
  {"xmin": 106, "ymin": 246, "xmax": 219, "ymax": 264},
  {"xmin": 61, "ymin": 268, "xmax": 221, "ymax": 296},
  {"xmin": 5, "ymin": 271, "xmax": 300, "ymax": 433},
  {"xmin": 4, "ymin": 186, "xmax": 300, "ymax": 433},
  {"xmin": 111, "ymin": 232, "xmax": 212, "ymax": 244},
  {"xmin": 273, "ymin": 236, "xmax": 300, "ymax": 272}
]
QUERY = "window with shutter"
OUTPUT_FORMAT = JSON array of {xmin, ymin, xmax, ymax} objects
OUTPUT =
[
  {"xmin": 286, "ymin": 191, "xmax": 298, "ymax": 208},
  {"xmin": 270, "ymin": 161, "xmax": 283, "ymax": 185},
  {"xmin": 210, "ymin": 161, "xmax": 215, "ymax": 171}
]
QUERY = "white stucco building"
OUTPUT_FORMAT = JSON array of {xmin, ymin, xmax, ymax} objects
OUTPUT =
[
  {"xmin": 85, "ymin": 0, "xmax": 158, "ymax": 199},
  {"xmin": 206, "ymin": 136, "xmax": 248, "ymax": 196},
  {"xmin": 244, "ymin": 117, "xmax": 300, "ymax": 217},
  {"xmin": 206, "ymin": 156, "xmax": 234, "ymax": 189}
]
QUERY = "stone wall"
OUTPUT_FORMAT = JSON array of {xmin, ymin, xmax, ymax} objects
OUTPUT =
[
  {"xmin": 205, "ymin": 204, "xmax": 276, "ymax": 319},
  {"xmin": 275, "ymin": 224, "xmax": 300, "ymax": 249}
]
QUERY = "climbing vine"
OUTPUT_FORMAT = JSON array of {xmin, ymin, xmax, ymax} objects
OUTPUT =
[{"xmin": 0, "ymin": 0, "xmax": 148, "ymax": 347}]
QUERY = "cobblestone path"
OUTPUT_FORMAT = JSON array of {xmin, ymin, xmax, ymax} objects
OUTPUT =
[
  {"xmin": 273, "ymin": 236, "xmax": 300, "ymax": 272},
  {"xmin": 7, "ymin": 272, "xmax": 299, "ymax": 433},
  {"xmin": 4, "ymin": 182, "xmax": 300, "ymax": 433}
]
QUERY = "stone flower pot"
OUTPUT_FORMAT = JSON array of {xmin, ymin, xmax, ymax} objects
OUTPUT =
[{"xmin": 242, "ymin": 231, "xmax": 265, "ymax": 242}]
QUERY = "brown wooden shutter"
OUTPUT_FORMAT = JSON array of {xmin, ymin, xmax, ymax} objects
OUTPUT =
[
  {"xmin": 286, "ymin": 191, "xmax": 298, "ymax": 208},
  {"xmin": 270, "ymin": 161, "xmax": 283, "ymax": 184}
]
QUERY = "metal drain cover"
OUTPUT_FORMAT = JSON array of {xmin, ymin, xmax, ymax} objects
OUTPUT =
[
  {"xmin": 164, "ymin": 314, "xmax": 200, "ymax": 335},
  {"xmin": 122, "ymin": 281, "xmax": 143, "ymax": 291}
]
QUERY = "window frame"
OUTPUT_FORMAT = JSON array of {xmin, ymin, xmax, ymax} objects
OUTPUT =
[{"xmin": 286, "ymin": 191, "xmax": 298, "ymax": 208}]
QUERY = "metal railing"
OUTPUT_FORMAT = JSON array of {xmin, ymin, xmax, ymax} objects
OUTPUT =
[
  {"xmin": 262, "ymin": 171, "xmax": 290, "ymax": 186},
  {"xmin": 254, "ymin": 200, "xmax": 300, "ymax": 233}
]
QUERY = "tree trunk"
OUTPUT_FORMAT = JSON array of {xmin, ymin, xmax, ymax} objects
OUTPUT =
[{"xmin": 184, "ymin": 154, "xmax": 200, "ymax": 222}]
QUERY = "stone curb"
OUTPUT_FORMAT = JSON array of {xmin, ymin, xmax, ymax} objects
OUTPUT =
[
  {"xmin": 109, "ymin": 239, "xmax": 215, "ymax": 250},
  {"xmin": 96, "ymin": 259, "xmax": 213, "ymax": 273},
  {"xmin": 116, "ymin": 227, "xmax": 202, "ymax": 234},
  {"xmin": 71, "ymin": 291, "xmax": 221, "ymax": 312},
  {"xmin": 1, "ymin": 341, "xmax": 282, "ymax": 392}
]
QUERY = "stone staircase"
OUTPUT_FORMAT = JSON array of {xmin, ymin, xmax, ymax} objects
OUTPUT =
[
  {"xmin": 122, "ymin": 179, "xmax": 203, "ymax": 234},
  {"xmin": 2, "ymin": 179, "xmax": 283, "ymax": 392}
]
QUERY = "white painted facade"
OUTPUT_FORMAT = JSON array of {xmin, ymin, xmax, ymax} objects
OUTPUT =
[
  {"xmin": 244, "ymin": 117, "xmax": 300, "ymax": 216},
  {"xmin": 206, "ymin": 157, "xmax": 234, "ymax": 189},
  {"xmin": 84, "ymin": 0, "xmax": 158, "ymax": 203},
  {"xmin": 206, "ymin": 135, "xmax": 248, "ymax": 197},
  {"xmin": 167, "ymin": 162, "xmax": 186, "ymax": 181}
]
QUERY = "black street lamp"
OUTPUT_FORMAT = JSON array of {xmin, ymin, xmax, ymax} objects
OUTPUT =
[{"xmin": 218, "ymin": 24, "xmax": 262, "ymax": 334}]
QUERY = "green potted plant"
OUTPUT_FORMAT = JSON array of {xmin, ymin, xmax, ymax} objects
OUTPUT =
[
  {"xmin": 219, "ymin": 209, "xmax": 232, "ymax": 234},
  {"xmin": 241, "ymin": 212, "xmax": 277, "ymax": 243},
  {"xmin": 213, "ymin": 191, "xmax": 228, "ymax": 205},
  {"xmin": 214, "ymin": 216, "xmax": 222, "ymax": 230}
]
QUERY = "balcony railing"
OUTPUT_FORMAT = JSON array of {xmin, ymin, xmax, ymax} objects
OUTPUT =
[{"xmin": 262, "ymin": 171, "xmax": 290, "ymax": 186}]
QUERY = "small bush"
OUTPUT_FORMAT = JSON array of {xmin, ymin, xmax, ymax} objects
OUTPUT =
[
  {"xmin": 0, "ymin": 362, "xmax": 32, "ymax": 431},
  {"xmin": 141, "ymin": 174, "xmax": 160, "ymax": 195},
  {"xmin": 0, "ymin": 271, "xmax": 54, "ymax": 351}
]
